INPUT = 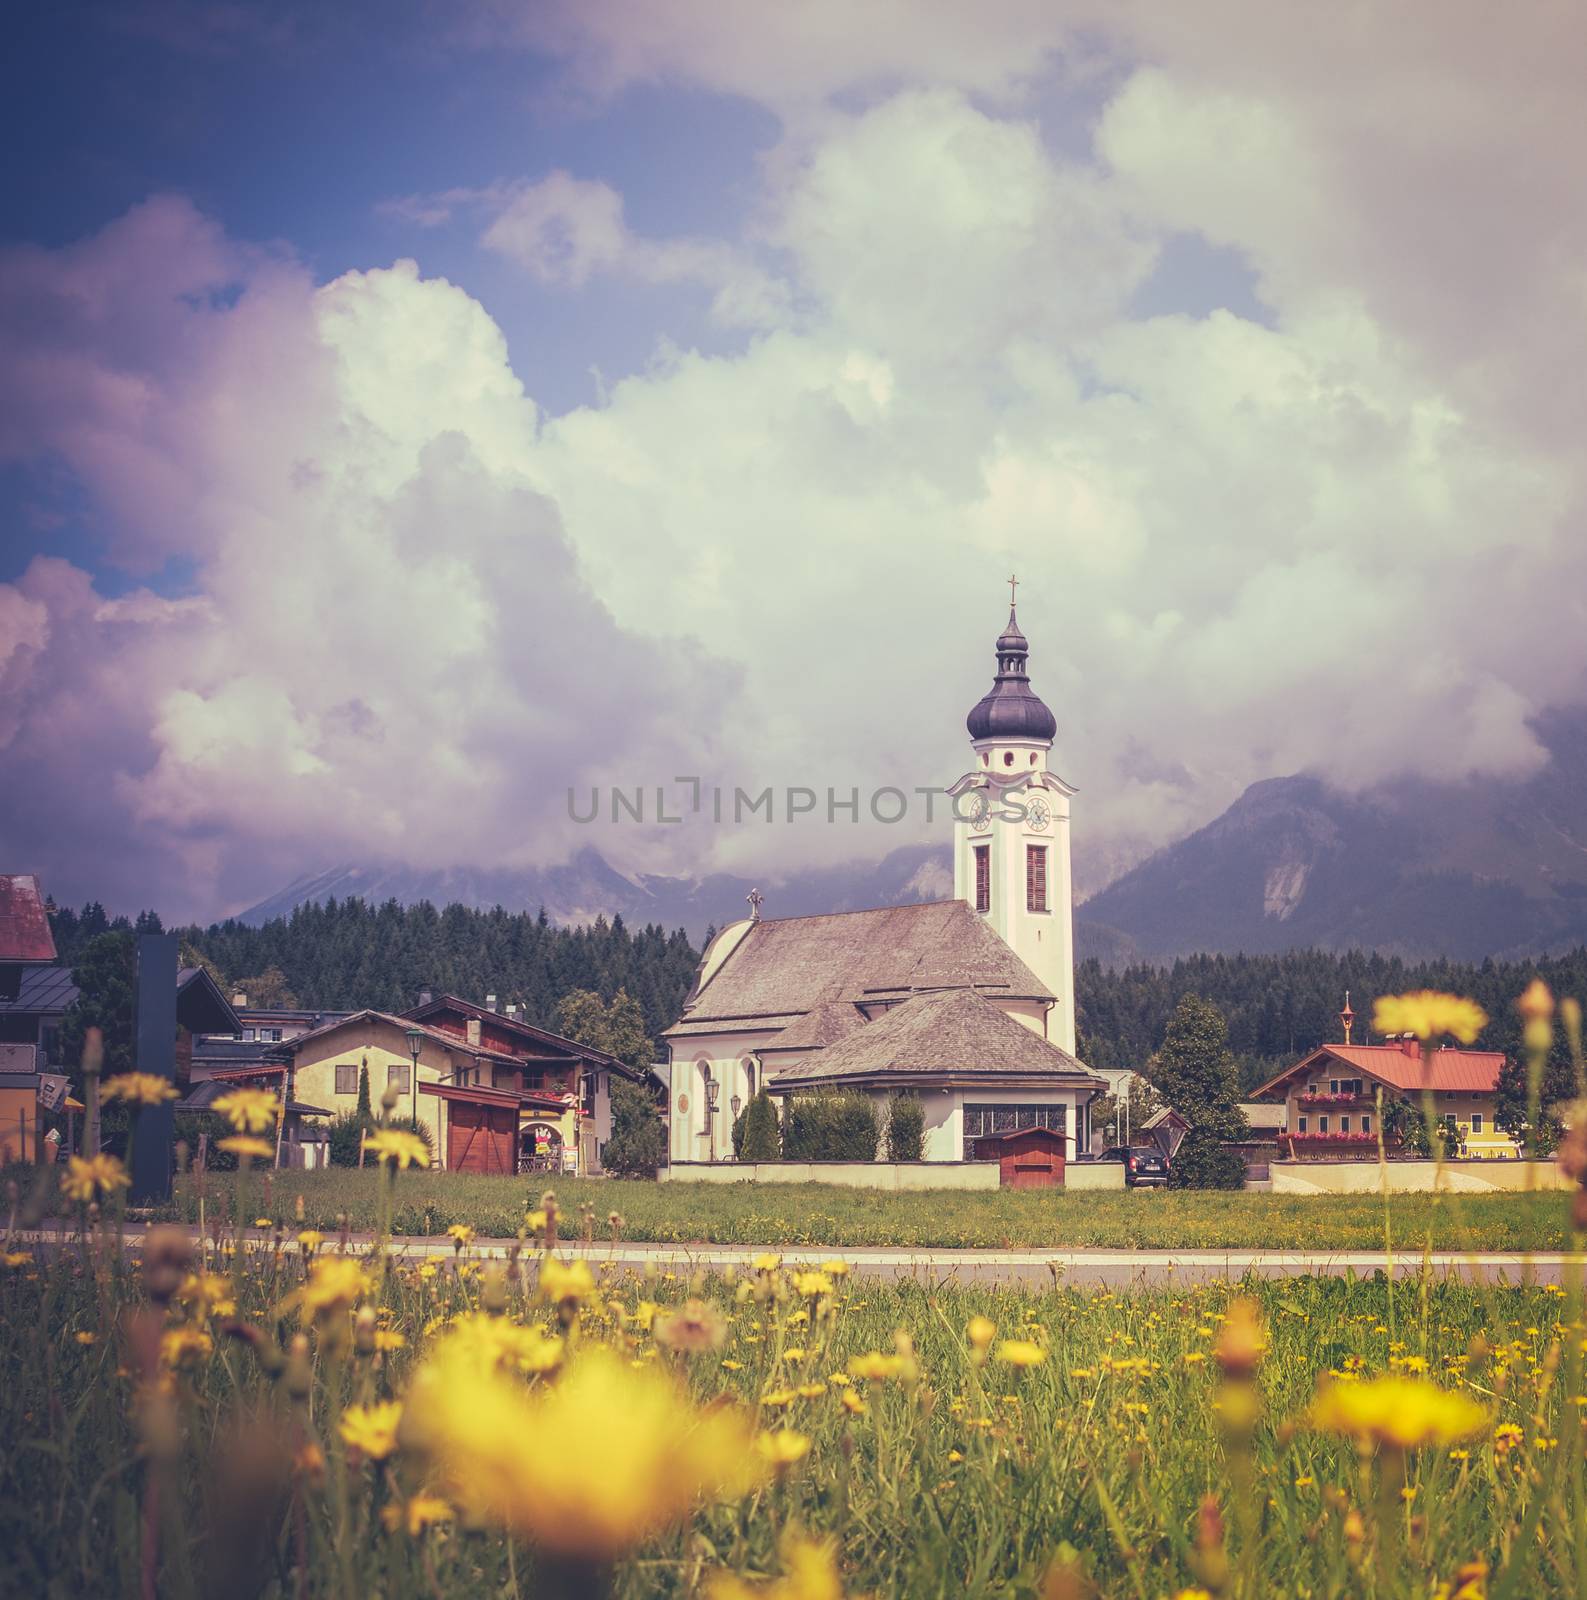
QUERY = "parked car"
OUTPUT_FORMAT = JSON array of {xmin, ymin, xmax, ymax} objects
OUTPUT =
[{"xmin": 1099, "ymin": 1145, "xmax": 1170, "ymax": 1186}]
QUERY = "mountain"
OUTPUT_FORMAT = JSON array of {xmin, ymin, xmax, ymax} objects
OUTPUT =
[
  {"xmin": 1079, "ymin": 709, "xmax": 1587, "ymax": 963},
  {"xmin": 240, "ymin": 843, "xmax": 957, "ymax": 939}
]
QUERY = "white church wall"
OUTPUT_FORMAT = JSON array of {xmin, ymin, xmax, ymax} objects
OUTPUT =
[{"xmin": 668, "ymin": 1031, "xmax": 774, "ymax": 1164}]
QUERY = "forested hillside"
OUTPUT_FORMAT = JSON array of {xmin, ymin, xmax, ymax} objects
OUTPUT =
[
  {"xmin": 48, "ymin": 898, "xmax": 703, "ymax": 1050},
  {"xmin": 1078, "ymin": 946, "xmax": 1587, "ymax": 1089}
]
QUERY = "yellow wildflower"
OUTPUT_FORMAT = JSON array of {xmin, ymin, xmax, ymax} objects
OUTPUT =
[
  {"xmin": 537, "ymin": 1258, "xmax": 596, "ymax": 1308},
  {"xmin": 1310, "ymin": 1375, "xmax": 1490, "ymax": 1449},
  {"xmin": 840, "ymin": 1390, "xmax": 867, "ymax": 1415},
  {"xmin": 297, "ymin": 1230, "xmax": 324, "ymax": 1255},
  {"xmin": 791, "ymin": 1271, "xmax": 833, "ymax": 1299},
  {"xmin": 74, "ymin": 1331, "xmax": 95, "ymax": 1346},
  {"xmin": 60, "ymin": 1153, "xmax": 129, "ymax": 1205},
  {"xmin": 3, "ymin": 1251, "xmax": 31, "ymax": 1269},
  {"xmin": 752, "ymin": 1252, "xmax": 783, "ymax": 1273},
  {"xmin": 289, "ymin": 1256, "xmax": 372, "ymax": 1324},
  {"xmin": 430, "ymin": 1311, "xmax": 563, "ymax": 1375},
  {"xmin": 100, "ymin": 1072, "xmax": 178, "ymax": 1106},
  {"xmin": 364, "ymin": 1128, "xmax": 430, "ymax": 1169},
  {"xmin": 446, "ymin": 1224, "xmax": 475, "ymax": 1249},
  {"xmin": 374, "ymin": 1329, "xmax": 406, "ymax": 1352},
  {"xmin": 217, "ymin": 1135, "xmax": 274, "ymax": 1160},
  {"xmin": 1370, "ymin": 992, "xmax": 1487, "ymax": 1046},
  {"xmin": 821, "ymin": 1259, "xmax": 851, "ymax": 1279},
  {"xmin": 847, "ymin": 1351, "xmax": 904, "ymax": 1382},
  {"xmin": 967, "ymin": 1315, "xmax": 996, "ymax": 1352},
  {"xmin": 382, "ymin": 1494, "xmax": 454, "ymax": 1536},
  {"xmin": 403, "ymin": 1344, "xmax": 759, "ymax": 1558},
  {"xmin": 761, "ymin": 1388, "xmax": 798, "ymax": 1409},
  {"xmin": 654, "ymin": 1299, "xmax": 728, "ymax": 1354},
  {"xmin": 755, "ymin": 1429, "xmax": 812, "ymax": 1469},
  {"xmin": 212, "ymin": 1087, "xmax": 280, "ymax": 1134},
  {"xmin": 340, "ymin": 1400, "xmax": 403, "ymax": 1461},
  {"xmin": 160, "ymin": 1326, "xmax": 214, "ymax": 1370},
  {"xmin": 707, "ymin": 1533, "xmax": 849, "ymax": 1600},
  {"xmin": 995, "ymin": 1339, "xmax": 1046, "ymax": 1368}
]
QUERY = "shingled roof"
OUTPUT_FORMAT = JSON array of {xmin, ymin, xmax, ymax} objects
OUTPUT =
[
  {"xmin": 767, "ymin": 988, "xmax": 1100, "ymax": 1091},
  {"xmin": 758, "ymin": 1001, "xmax": 869, "ymax": 1055},
  {"xmin": 666, "ymin": 901, "xmax": 1052, "ymax": 1041}
]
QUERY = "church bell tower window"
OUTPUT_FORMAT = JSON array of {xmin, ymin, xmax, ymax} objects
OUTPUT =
[
  {"xmin": 973, "ymin": 844, "xmax": 991, "ymax": 913},
  {"xmin": 1026, "ymin": 845, "xmax": 1048, "ymax": 913}
]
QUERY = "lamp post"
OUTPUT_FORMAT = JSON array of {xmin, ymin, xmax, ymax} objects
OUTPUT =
[
  {"xmin": 706, "ymin": 1077, "xmax": 720, "ymax": 1162},
  {"xmin": 404, "ymin": 1025, "xmax": 423, "ymax": 1131}
]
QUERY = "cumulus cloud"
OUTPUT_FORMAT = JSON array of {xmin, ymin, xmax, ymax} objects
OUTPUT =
[{"xmin": 6, "ymin": 5, "xmax": 1587, "ymax": 917}]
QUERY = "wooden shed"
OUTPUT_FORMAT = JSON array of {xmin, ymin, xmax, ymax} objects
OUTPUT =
[
  {"xmin": 974, "ymin": 1125, "xmax": 1067, "ymax": 1188},
  {"xmin": 423, "ymin": 1082, "xmax": 522, "ymax": 1175}
]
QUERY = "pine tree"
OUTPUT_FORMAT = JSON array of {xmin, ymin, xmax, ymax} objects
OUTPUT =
[
  {"xmin": 738, "ymin": 1090, "xmax": 782, "ymax": 1160},
  {"xmin": 1148, "ymin": 994, "xmax": 1248, "ymax": 1140},
  {"xmin": 355, "ymin": 1060, "xmax": 373, "ymax": 1125}
]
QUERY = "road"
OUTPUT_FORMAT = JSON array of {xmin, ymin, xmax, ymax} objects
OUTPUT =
[{"xmin": 20, "ymin": 1226, "xmax": 1582, "ymax": 1288}]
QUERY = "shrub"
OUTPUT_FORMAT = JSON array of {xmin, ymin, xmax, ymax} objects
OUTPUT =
[
  {"xmin": 1165, "ymin": 1127, "xmax": 1246, "ymax": 1191},
  {"xmin": 603, "ymin": 1078, "xmax": 666, "ymax": 1179},
  {"xmin": 327, "ymin": 1111, "xmax": 370, "ymax": 1168},
  {"xmin": 885, "ymin": 1096, "xmax": 925, "ymax": 1162},
  {"xmin": 783, "ymin": 1092, "xmax": 879, "ymax": 1161},
  {"xmin": 737, "ymin": 1091, "xmax": 782, "ymax": 1161}
]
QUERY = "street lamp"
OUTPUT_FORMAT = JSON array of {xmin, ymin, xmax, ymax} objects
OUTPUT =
[
  {"xmin": 706, "ymin": 1077, "xmax": 720, "ymax": 1162},
  {"xmin": 730, "ymin": 1093, "xmax": 742, "ymax": 1120},
  {"xmin": 404, "ymin": 1025, "xmax": 424, "ymax": 1130}
]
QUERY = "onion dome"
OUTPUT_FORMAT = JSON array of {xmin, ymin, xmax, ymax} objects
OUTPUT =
[{"xmin": 966, "ymin": 605, "xmax": 1058, "ymax": 742}]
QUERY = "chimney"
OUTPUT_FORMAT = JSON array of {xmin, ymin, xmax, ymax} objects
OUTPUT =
[
  {"xmin": 232, "ymin": 991, "xmax": 248, "ymax": 1009},
  {"xmin": 417, "ymin": 989, "xmax": 432, "ymax": 1008},
  {"xmin": 486, "ymin": 992, "xmax": 499, "ymax": 1013},
  {"xmin": 1400, "ymin": 1035, "xmax": 1421, "ymax": 1060},
  {"xmin": 505, "ymin": 1003, "xmax": 518, "ymax": 1020},
  {"xmin": 466, "ymin": 1018, "xmax": 482, "ymax": 1047}
]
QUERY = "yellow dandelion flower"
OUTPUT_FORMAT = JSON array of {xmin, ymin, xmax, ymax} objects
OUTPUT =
[
  {"xmin": 101, "ymin": 1072, "xmax": 178, "ymax": 1106},
  {"xmin": 363, "ymin": 1128, "xmax": 430, "ymax": 1169},
  {"xmin": 967, "ymin": 1315, "xmax": 996, "ymax": 1351},
  {"xmin": 160, "ymin": 1326, "xmax": 214, "ymax": 1369},
  {"xmin": 74, "ymin": 1330, "xmax": 95, "ymax": 1346},
  {"xmin": 382, "ymin": 1494, "xmax": 454, "ymax": 1536},
  {"xmin": 297, "ymin": 1230, "xmax": 324, "ymax": 1254},
  {"xmin": 995, "ymin": 1339, "xmax": 1046, "ymax": 1368},
  {"xmin": 403, "ymin": 1344, "xmax": 759, "ymax": 1559},
  {"xmin": 755, "ymin": 1430, "xmax": 812, "ymax": 1469},
  {"xmin": 847, "ymin": 1350, "xmax": 904, "ymax": 1382},
  {"xmin": 1370, "ymin": 991, "xmax": 1487, "ymax": 1046},
  {"xmin": 707, "ymin": 1533, "xmax": 849, "ymax": 1600},
  {"xmin": 1311, "ymin": 1375, "xmax": 1490, "ymax": 1449},
  {"xmin": 375, "ymin": 1329, "xmax": 406, "ymax": 1352},
  {"xmin": 654, "ymin": 1299, "xmax": 728, "ymax": 1354},
  {"xmin": 446, "ymin": 1224, "xmax": 475, "ymax": 1248},
  {"xmin": 791, "ymin": 1271, "xmax": 833, "ymax": 1299},
  {"xmin": 212, "ymin": 1087, "xmax": 280, "ymax": 1134},
  {"xmin": 60, "ymin": 1153, "xmax": 129, "ymax": 1204},
  {"xmin": 761, "ymin": 1388, "xmax": 798, "ymax": 1409},
  {"xmin": 537, "ymin": 1258, "xmax": 596, "ymax": 1307},
  {"xmin": 821, "ymin": 1259, "xmax": 851, "ymax": 1279},
  {"xmin": 288, "ymin": 1256, "xmax": 372, "ymax": 1324},
  {"xmin": 840, "ymin": 1390, "xmax": 867, "ymax": 1416},
  {"xmin": 340, "ymin": 1400, "xmax": 403, "ymax": 1461},
  {"xmin": 752, "ymin": 1252, "xmax": 783, "ymax": 1273},
  {"xmin": 217, "ymin": 1135, "xmax": 274, "ymax": 1160},
  {"xmin": 796, "ymin": 1382, "xmax": 827, "ymax": 1398}
]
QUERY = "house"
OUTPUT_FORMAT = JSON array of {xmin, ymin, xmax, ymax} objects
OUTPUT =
[
  {"xmin": 0, "ymin": 874, "xmax": 57, "ymax": 1005},
  {"xmin": 1139, "ymin": 1102, "xmax": 1288, "ymax": 1162},
  {"xmin": 662, "ymin": 601, "xmax": 1106, "ymax": 1163},
  {"xmin": 178, "ymin": 1076, "xmax": 333, "ymax": 1168},
  {"xmin": 1251, "ymin": 1008, "xmax": 1519, "ymax": 1160},
  {"xmin": 265, "ymin": 994, "xmax": 639, "ymax": 1174}
]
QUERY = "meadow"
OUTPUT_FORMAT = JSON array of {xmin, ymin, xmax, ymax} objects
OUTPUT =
[
  {"xmin": 151, "ymin": 1167, "xmax": 1576, "ymax": 1253},
  {"xmin": 2, "ymin": 1203, "xmax": 1584, "ymax": 1599}
]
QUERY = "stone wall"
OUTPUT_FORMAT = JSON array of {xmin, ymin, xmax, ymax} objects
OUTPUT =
[
  {"xmin": 1268, "ymin": 1159, "xmax": 1572, "ymax": 1195},
  {"xmin": 661, "ymin": 1160, "xmax": 1002, "ymax": 1190}
]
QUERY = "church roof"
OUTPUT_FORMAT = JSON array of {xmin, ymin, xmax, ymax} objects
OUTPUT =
[
  {"xmin": 766, "ymin": 987, "xmax": 1099, "ymax": 1090},
  {"xmin": 664, "ymin": 900, "xmax": 1053, "ymax": 1040},
  {"xmin": 758, "ymin": 1000, "xmax": 870, "ymax": 1053},
  {"xmin": 966, "ymin": 605, "xmax": 1058, "ymax": 743}
]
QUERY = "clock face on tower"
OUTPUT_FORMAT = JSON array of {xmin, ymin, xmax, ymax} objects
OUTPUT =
[
  {"xmin": 967, "ymin": 792, "xmax": 991, "ymax": 831},
  {"xmin": 1027, "ymin": 796, "xmax": 1051, "ymax": 831}
]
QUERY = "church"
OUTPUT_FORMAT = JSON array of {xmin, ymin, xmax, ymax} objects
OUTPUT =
[{"xmin": 663, "ymin": 598, "xmax": 1105, "ymax": 1164}]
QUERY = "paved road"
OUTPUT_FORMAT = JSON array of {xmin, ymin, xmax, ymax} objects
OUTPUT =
[{"xmin": 21, "ymin": 1226, "xmax": 1582, "ymax": 1288}]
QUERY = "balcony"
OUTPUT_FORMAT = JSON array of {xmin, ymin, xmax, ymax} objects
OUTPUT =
[{"xmin": 1295, "ymin": 1091, "xmax": 1370, "ymax": 1107}]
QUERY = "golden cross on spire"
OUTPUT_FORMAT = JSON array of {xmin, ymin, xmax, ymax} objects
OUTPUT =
[{"xmin": 1007, "ymin": 572, "xmax": 1019, "ymax": 607}]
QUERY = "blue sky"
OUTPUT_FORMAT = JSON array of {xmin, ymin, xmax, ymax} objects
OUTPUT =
[{"xmin": 1, "ymin": 2, "xmax": 1580, "ymax": 920}]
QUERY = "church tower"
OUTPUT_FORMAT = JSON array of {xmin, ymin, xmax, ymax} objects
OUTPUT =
[{"xmin": 947, "ymin": 591, "xmax": 1078, "ymax": 1053}]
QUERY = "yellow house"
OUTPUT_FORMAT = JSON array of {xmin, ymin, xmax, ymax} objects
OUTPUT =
[{"xmin": 1251, "ymin": 1039, "xmax": 1520, "ymax": 1160}]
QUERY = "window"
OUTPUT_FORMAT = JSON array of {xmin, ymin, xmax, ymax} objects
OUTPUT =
[
  {"xmin": 973, "ymin": 844, "xmax": 991, "ymax": 912},
  {"xmin": 1361, "ymin": 1114, "xmax": 1372, "ymax": 1135},
  {"xmin": 242, "ymin": 1028, "xmax": 256, "ymax": 1041},
  {"xmin": 1471, "ymin": 1112, "xmax": 1484, "ymax": 1134},
  {"xmin": 387, "ymin": 1062, "xmax": 411, "ymax": 1094},
  {"xmin": 1297, "ymin": 1115, "xmax": 1308, "ymax": 1133},
  {"xmin": 1003, "ymin": 751, "xmax": 1014, "ymax": 766},
  {"xmin": 334, "ymin": 1063, "xmax": 358, "ymax": 1095},
  {"xmin": 1329, "ymin": 1079, "xmax": 1338, "ymax": 1095},
  {"xmin": 1318, "ymin": 1115, "xmax": 1329, "ymax": 1133},
  {"xmin": 1026, "ymin": 845, "xmax": 1048, "ymax": 913},
  {"xmin": 1339, "ymin": 1115, "xmax": 1350, "ymax": 1133},
  {"xmin": 267, "ymin": 1028, "xmax": 283, "ymax": 1043},
  {"xmin": 962, "ymin": 1103, "xmax": 1066, "ymax": 1160}
]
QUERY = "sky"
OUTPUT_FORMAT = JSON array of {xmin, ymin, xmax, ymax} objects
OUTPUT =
[{"xmin": 2, "ymin": 1, "xmax": 1585, "ymax": 923}]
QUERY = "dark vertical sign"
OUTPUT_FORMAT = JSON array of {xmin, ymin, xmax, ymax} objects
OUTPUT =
[{"xmin": 131, "ymin": 933, "xmax": 178, "ymax": 1203}]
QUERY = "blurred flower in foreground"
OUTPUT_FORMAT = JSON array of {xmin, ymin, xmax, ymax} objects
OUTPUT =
[
  {"xmin": 101, "ymin": 1073, "xmax": 177, "ymax": 1106},
  {"xmin": 212, "ymin": 1088, "xmax": 280, "ymax": 1134},
  {"xmin": 382, "ymin": 1494, "xmax": 454, "ymax": 1536},
  {"xmin": 61, "ymin": 1154, "xmax": 129, "ymax": 1204},
  {"xmin": 1371, "ymin": 992, "xmax": 1487, "ymax": 1046},
  {"xmin": 708, "ymin": 1532, "xmax": 855, "ymax": 1599},
  {"xmin": 995, "ymin": 1340, "xmax": 1046, "ymax": 1368},
  {"xmin": 340, "ymin": 1400, "xmax": 403, "ymax": 1462},
  {"xmin": 654, "ymin": 1298, "xmax": 728, "ymax": 1354},
  {"xmin": 403, "ymin": 1344, "xmax": 759, "ymax": 1559},
  {"xmin": 364, "ymin": 1129, "xmax": 429, "ymax": 1169},
  {"xmin": 285, "ymin": 1256, "xmax": 372, "ymax": 1325},
  {"xmin": 1311, "ymin": 1375, "xmax": 1489, "ymax": 1449},
  {"xmin": 218, "ymin": 1136, "xmax": 274, "ymax": 1160}
]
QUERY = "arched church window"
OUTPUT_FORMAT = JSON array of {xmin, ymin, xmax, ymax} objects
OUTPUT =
[
  {"xmin": 742, "ymin": 1057, "xmax": 756, "ymax": 1098},
  {"xmin": 1029, "ymin": 753, "xmax": 1037, "ymax": 764},
  {"xmin": 981, "ymin": 753, "xmax": 988, "ymax": 766}
]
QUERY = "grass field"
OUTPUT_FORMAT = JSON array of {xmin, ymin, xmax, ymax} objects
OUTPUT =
[
  {"xmin": 140, "ymin": 1166, "xmax": 1579, "ymax": 1252},
  {"xmin": 4, "ymin": 1214, "xmax": 1584, "ymax": 1598}
]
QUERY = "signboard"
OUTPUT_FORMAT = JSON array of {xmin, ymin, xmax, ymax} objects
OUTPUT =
[{"xmin": 37, "ymin": 1072, "xmax": 69, "ymax": 1112}]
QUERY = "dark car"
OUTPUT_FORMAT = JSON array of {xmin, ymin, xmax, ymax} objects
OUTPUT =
[{"xmin": 1099, "ymin": 1145, "xmax": 1170, "ymax": 1186}]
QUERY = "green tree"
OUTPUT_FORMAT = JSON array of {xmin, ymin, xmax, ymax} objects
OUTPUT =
[
  {"xmin": 1148, "ymin": 994, "xmax": 1248, "ymax": 1141},
  {"xmin": 884, "ymin": 1095, "xmax": 925, "ymax": 1162},
  {"xmin": 355, "ymin": 1060, "xmax": 373, "ymax": 1125},
  {"xmin": 232, "ymin": 966, "xmax": 297, "ymax": 1009},
  {"xmin": 1494, "ymin": 1049, "xmax": 1575, "ymax": 1155},
  {"xmin": 602, "ymin": 1078, "xmax": 666, "ymax": 1178},
  {"xmin": 738, "ymin": 1090, "xmax": 783, "ymax": 1161},
  {"xmin": 57, "ymin": 931, "xmax": 138, "ymax": 1087}
]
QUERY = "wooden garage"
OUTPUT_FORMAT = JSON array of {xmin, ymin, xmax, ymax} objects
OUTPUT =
[
  {"xmin": 423, "ymin": 1082, "xmax": 522, "ymax": 1175},
  {"xmin": 974, "ymin": 1125, "xmax": 1067, "ymax": 1188}
]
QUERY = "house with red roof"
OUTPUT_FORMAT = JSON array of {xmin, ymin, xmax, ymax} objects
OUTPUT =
[{"xmin": 1250, "ymin": 1002, "xmax": 1519, "ymax": 1160}]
